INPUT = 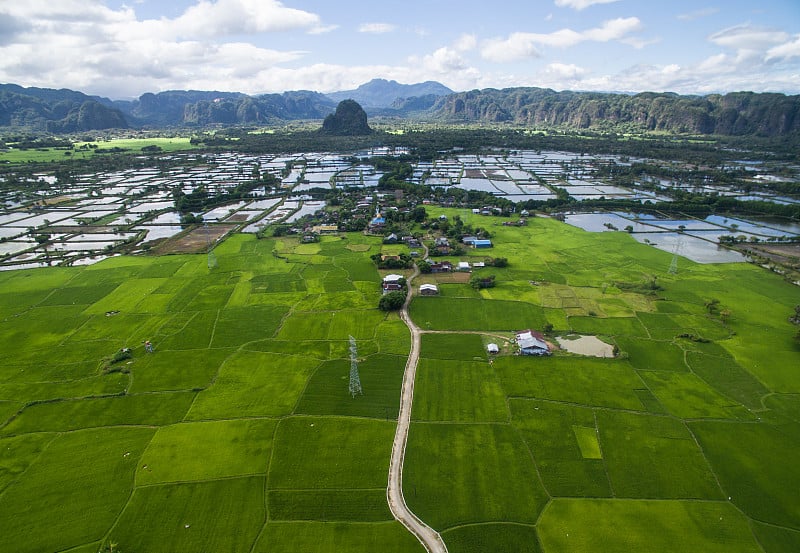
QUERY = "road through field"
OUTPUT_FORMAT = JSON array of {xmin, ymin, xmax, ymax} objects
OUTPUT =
[{"xmin": 387, "ymin": 248, "xmax": 449, "ymax": 553}]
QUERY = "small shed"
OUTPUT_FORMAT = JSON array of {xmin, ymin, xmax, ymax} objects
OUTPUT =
[
  {"xmin": 473, "ymin": 239, "xmax": 493, "ymax": 248},
  {"xmin": 457, "ymin": 261, "xmax": 471, "ymax": 271},
  {"xmin": 419, "ymin": 284, "xmax": 439, "ymax": 296},
  {"xmin": 487, "ymin": 343, "xmax": 499, "ymax": 354}
]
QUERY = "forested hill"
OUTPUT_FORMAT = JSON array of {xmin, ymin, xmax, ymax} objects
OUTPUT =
[
  {"xmin": 0, "ymin": 84, "xmax": 127, "ymax": 132},
  {"xmin": 0, "ymin": 85, "xmax": 338, "ymax": 130},
  {"xmin": 1, "ymin": 82, "xmax": 799, "ymax": 137},
  {"xmin": 430, "ymin": 88, "xmax": 800, "ymax": 137},
  {"xmin": 120, "ymin": 90, "xmax": 336, "ymax": 126}
]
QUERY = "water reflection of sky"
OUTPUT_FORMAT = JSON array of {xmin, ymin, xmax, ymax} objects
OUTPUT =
[
  {"xmin": 135, "ymin": 225, "xmax": 184, "ymax": 242},
  {"xmin": 632, "ymin": 232, "xmax": 745, "ymax": 263},
  {"xmin": 565, "ymin": 212, "xmax": 747, "ymax": 263}
]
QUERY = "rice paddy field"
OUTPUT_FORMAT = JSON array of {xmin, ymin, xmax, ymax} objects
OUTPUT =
[{"xmin": 0, "ymin": 212, "xmax": 798, "ymax": 553}]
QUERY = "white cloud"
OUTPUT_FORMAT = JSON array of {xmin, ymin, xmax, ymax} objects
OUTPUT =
[
  {"xmin": 0, "ymin": 0, "xmax": 333, "ymax": 97},
  {"xmin": 621, "ymin": 36, "xmax": 661, "ymax": 49},
  {"xmin": 583, "ymin": 17, "xmax": 642, "ymax": 42},
  {"xmin": 554, "ymin": 0, "xmax": 620, "ymax": 10},
  {"xmin": 709, "ymin": 24, "xmax": 788, "ymax": 51},
  {"xmin": 545, "ymin": 62, "xmax": 586, "ymax": 78},
  {"xmin": 677, "ymin": 7, "xmax": 720, "ymax": 21},
  {"xmin": 453, "ymin": 34, "xmax": 477, "ymax": 52},
  {"xmin": 482, "ymin": 33, "xmax": 543, "ymax": 63},
  {"xmin": 481, "ymin": 17, "xmax": 641, "ymax": 62},
  {"xmin": 358, "ymin": 22, "xmax": 396, "ymax": 34},
  {"xmin": 171, "ymin": 0, "xmax": 322, "ymax": 38},
  {"xmin": 766, "ymin": 35, "xmax": 800, "ymax": 60}
]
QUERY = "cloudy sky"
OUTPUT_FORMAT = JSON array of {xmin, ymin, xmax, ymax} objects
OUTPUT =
[{"xmin": 1, "ymin": 0, "xmax": 798, "ymax": 99}]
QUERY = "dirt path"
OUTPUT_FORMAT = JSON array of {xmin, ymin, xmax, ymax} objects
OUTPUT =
[{"xmin": 387, "ymin": 247, "xmax": 448, "ymax": 553}]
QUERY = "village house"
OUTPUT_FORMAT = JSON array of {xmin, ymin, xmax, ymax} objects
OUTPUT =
[
  {"xmin": 382, "ymin": 282, "xmax": 403, "ymax": 294},
  {"xmin": 382, "ymin": 273, "xmax": 405, "ymax": 295},
  {"xmin": 515, "ymin": 330, "xmax": 551, "ymax": 356},
  {"xmin": 428, "ymin": 261, "xmax": 453, "ymax": 273},
  {"xmin": 457, "ymin": 261, "xmax": 471, "ymax": 272}
]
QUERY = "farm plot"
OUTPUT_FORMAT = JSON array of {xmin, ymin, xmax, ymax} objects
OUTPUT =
[
  {"xmin": 0, "ymin": 427, "xmax": 154, "ymax": 553},
  {"xmin": 537, "ymin": 499, "xmax": 762, "ymax": 553},
  {"xmin": 410, "ymin": 297, "xmax": 546, "ymax": 330},
  {"xmin": 136, "ymin": 419, "xmax": 276, "ymax": 484},
  {"xmin": 403, "ymin": 422, "xmax": 549, "ymax": 530},
  {"xmin": 493, "ymin": 355, "xmax": 646, "ymax": 410},
  {"xmin": 412, "ymin": 358, "xmax": 509, "ymax": 423},
  {"xmin": 0, "ymin": 207, "xmax": 798, "ymax": 553},
  {"xmin": 510, "ymin": 399, "xmax": 612, "ymax": 497},
  {"xmin": 254, "ymin": 521, "xmax": 425, "ymax": 553}
]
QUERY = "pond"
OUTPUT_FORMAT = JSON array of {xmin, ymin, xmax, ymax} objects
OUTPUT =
[{"xmin": 556, "ymin": 335, "xmax": 615, "ymax": 357}]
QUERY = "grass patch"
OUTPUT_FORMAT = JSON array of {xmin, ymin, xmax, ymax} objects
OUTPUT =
[
  {"xmin": 268, "ymin": 489, "xmax": 392, "ymax": 521},
  {"xmin": 419, "ymin": 333, "xmax": 488, "ymax": 360},
  {"xmin": 638, "ymin": 371, "xmax": 753, "ymax": 420},
  {"xmin": 597, "ymin": 410, "xmax": 722, "ymax": 499},
  {"xmin": 294, "ymin": 354, "xmax": 404, "ymax": 419},
  {"xmin": 112, "ymin": 477, "xmax": 264, "ymax": 553},
  {"xmin": 269, "ymin": 416, "xmax": 395, "ymax": 490},
  {"xmin": 572, "ymin": 426, "xmax": 602, "ymax": 459},
  {"xmin": 410, "ymin": 297, "xmax": 546, "ymax": 331},
  {"xmin": 442, "ymin": 523, "xmax": 541, "ymax": 553},
  {"xmin": 403, "ymin": 422, "xmax": 548, "ymax": 530},
  {"xmin": 691, "ymin": 421, "xmax": 800, "ymax": 529},
  {"xmin": 494, "ymin": 356, "xmax": 645, "ymax": 410},
  {"xmin": 510, "ymin": 400, "xmax": 612, "ymax": 497},
  {"xmin": 1, "ymin": 392, "xmax": 196, "ymax": 435},
  {"xmin": 253, "ymin": 521, "xmax": 424, "ymax": 553},
  {"xmin": 137, "ymin": 419, "xmax": 276, "ymax": 484},
  {"xmin": 186, "ymin": 351, "xmax": 316, "ymax": 419},
  {"xmin": 412, "ymin": 359, "xmax": 508, "ymax": 423},
  {"xmin": 0, "ymin": 427, "xmax": 154, "ymax": 553},
  {"xmin": 538, "ymin": 499, "xmax": 762, "ymax": 553}
]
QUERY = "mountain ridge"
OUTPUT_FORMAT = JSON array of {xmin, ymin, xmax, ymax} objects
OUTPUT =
[{"xmin": 1, "ymin": 82, "xmax": 798, "ymax": 137}]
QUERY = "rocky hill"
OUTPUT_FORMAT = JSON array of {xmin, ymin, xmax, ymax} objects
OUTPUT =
[
  {"xmin": 0, "ymin": 84, "xmax": 127, "ymax": 132},
  {"xmin": 320, "ymin": 100, "xmax": 372, "ymax": 135},
  {"xmin": 429, "ymin": 88, "xmax": 800, "ymax": 136}
]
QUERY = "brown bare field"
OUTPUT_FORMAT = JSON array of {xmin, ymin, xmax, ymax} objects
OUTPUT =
[{"xmin": 151, "ymin": 224, "xmax": 237, "ymax": 254}]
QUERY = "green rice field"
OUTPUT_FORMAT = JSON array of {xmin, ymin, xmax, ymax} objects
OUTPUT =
[{"xmin": 0, "ymin": 212, "xmax": 798, "ymax": 553}]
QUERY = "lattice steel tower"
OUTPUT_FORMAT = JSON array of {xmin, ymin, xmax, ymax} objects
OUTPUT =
[{"xmin": 348, "ymin": 335, "xmax": 363, "ymax": 397}]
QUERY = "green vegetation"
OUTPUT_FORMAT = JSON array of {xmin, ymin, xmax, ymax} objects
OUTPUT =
[{"xmin": 0, "ymin": 210, "xmax": 797, "ymax": 553}]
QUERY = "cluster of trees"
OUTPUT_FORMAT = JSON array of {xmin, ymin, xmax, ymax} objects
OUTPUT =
[{"xmin": 370, "ymin": 252, "xmax": 414, "ymax": 270}]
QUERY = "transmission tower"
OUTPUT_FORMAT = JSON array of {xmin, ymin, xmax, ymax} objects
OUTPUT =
[
  {"xmin": 348, "ymin": 335, "xmax": 363, "ymax": 398},
  {"xmin": 205, "ymin": 222, "xmax": 217, "ymax": 269},
  {"xmin": 668, "ymin": 235, "xmax": 683, "ymax": 275}
]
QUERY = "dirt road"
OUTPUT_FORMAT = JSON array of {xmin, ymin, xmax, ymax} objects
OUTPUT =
[{"xmin": 386, "ymin": 249, "xmax": 448, "ymax": 553}]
